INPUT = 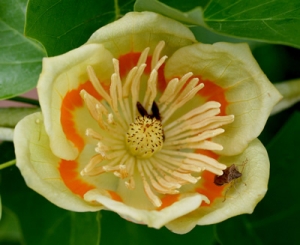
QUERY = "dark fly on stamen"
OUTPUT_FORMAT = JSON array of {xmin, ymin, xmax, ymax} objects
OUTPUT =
[
  {"xmin": 151, "ymin": 101, "xmax": 161, "ymax": 120},
  {"xmin": 136, "ymin": 101, "xmax": 165, "ymax": 141},
  {"xmin": 136, "ymin": 101, "xmax": 161, "ymax": 120},
  {"xmin": 214, "ymin": 164, "xmax": 242, "ymax": 186},
  {"xmin": 137, "ymin": 102, "xmax": 148, "ymax": 117}
]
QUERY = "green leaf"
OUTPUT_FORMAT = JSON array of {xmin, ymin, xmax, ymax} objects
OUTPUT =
[
  {"xmin": 0, "ymin": 108, "xmax": 40, "ymax": 128},
  {"xmin": 100, "ymin": 211, "xmax": 216, "ymax": 245},
  {"xmin": 25, "ymin": 0, "xmax": 135, "ymax": 57},
  {"xmin": 216, "ymin": 111, "xmax": 300, "ymax": 244},
  {"xmin": 0, "ymin": 142, "xmax": 101, "ymax": 245},
  {"xmin": 136, "ymin": 0, "xmax": 261, "ymax": 46},
  {"xmin": 135, "ymin": 0, "xmax": 205, "ymax": 25},
  {"xmin": 0, "ymin": 0, "xmax": 46, "ymax": 100},
  {"xmin": 204, "ymin": 0, "xmax": 300, "ymax": 48},
  {"xmin": 135, "ymin": 0, "xmax": 300, "ymax": 49},
  {"xmin": 0, "ymin": 206, "xmax": 23, "ymax": 244},
  {"xmin": 159, "ymin": 0, "xmax": 210, "ymax": 12}
]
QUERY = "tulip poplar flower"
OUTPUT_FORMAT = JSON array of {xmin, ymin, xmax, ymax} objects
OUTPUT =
[{"xmin": 14, "ymin": 11, "xmax": 281, "ymax": 233}]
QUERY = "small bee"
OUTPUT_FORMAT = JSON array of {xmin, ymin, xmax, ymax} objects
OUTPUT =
[
  {"xmin": 214, "ymin": 164, "xmax": 242, "ymax": 186},
  {"xmin": 137, "ymin": 101, "xmax": 161, "ymax": 120}
]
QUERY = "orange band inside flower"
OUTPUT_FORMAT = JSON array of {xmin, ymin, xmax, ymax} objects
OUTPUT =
[
  {"xmin": 59, "ymin": 159, "xmax": 123, "ymax": 202},
  {"xmin": 60, "ymin": 52, "xmax": 156, "ymax": 152},
  {"xmin": 196, "ymin": 150, "xmax": 225, "ymax": 206},
  {"xmin": 59, "ymin": 159, "xmax": 95, "ymax": 198},
  {"xmin": 59, "ymin": 48, "xmax": 231, "ymax": 210},
  {"xmin": 196, "ymin": 78, "xmax": 228, "ymax": 116},
  {"xmin": 61, "ymin": 82, "xmax": 102, "ymax": 151},
  {"xmin": 119, "ymin": 52, "xmax": 152, "ymax": 77}
]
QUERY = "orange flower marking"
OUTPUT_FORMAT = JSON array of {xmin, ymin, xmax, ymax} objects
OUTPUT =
[
  {"xmin": 161, "ymin": 76, "xmax": 228, "ymax": 115},
  {"xmin": 119, "ymin": 52, "xmax": 152, "ymax": 78},
  {"xmin": 107, "ymin": 190, "xmax": 123, "ymax": 202},
  {"xmin": 59, "ymin": 159, "xmax": 95, "ymax": 198},
  {"xmin": 195, "ymin": 150, "xmax": 225, "ymax": 206},
  {"xmin": 118, "ymin": 52, "xmax": 166, "ymax": 91},
  {"xmin": 157, "ymin": 194, "xmax": 180, "ymax": 211},
  {"xmin": 196, "ymin": 171, "xmax": 225, "ymax": 207},
  {"xmin": 61, "ymin": 82, "xmax": 102, "ymax": 151},
  {"xmin": 196, "ymin": 78, "xmax": 228, "ymax": 116}
]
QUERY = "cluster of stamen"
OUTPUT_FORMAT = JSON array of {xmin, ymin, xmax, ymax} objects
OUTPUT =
[{"xmin": 80, "ymin": 41, "xmax": 234, "ymax": 207}]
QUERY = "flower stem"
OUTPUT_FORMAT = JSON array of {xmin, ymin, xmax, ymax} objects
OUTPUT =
[
  {"xmin": 0, "ymin": 159, "xmax": 16, "ymax": 170},
  {"xmin": 7, "ymin": 96, "xmax": 40, "ymax": 107},
  {"xmin": 114, "ymin": 0, "xmax": 120, "ymax": 19},
  {"xmin": 271, "ymin": 78, "xmax": 300, "ymax": 115},
  {"xmin": 0, "ymin": 127, "xmax": 14, "ymax": 141}
]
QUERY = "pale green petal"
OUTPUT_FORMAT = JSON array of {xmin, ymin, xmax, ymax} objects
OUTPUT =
[
  {"xmin": 38, "ymin": 44, "xmax": 114, "ymax": 160},
  {"xmin": 166, "ymin": 139, "xmax": 269, "ymax": 234},
  {"xmin": 271, "ymin": 78, "xmax": 300, "ymax": 115},
  {"xmin": 115, "ymin": 168, "xmax": 156, "ymax": 210},
  {"xmin": 14, "ymin": 112, "xmax": 102, "ymax": 212},
  {"xmin": 165, "ymin": 42, "xmax": 282, "ymax": 155},
  {"xmin": 85, "ymin": 189, "xmax": 205, "ymax": 229},
  {"xmin": 86, "ymin": 11, "xmax": 196, "ymax": 57}
]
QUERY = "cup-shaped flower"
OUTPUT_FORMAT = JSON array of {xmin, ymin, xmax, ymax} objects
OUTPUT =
[{"xmin": 14, "ymin": 11, "xmax": 282, "ymax": 233}]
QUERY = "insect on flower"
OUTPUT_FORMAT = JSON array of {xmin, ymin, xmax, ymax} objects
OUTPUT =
[
  {"xmin": 137, "ymin": 101, "xmax": 162, "ymax": 121},
  {"xmin": 137, "ymin": 101, "xmax": 165, "ymax": 141},
  {"xmin": 214, "ymin": 164, "xmax": 242, "ymax": 186},
  {"xmin": 214, "ymin": 160, "xmax": 248, "ymax": 202}
]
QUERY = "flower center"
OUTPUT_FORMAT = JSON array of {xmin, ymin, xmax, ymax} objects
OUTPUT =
[
  {"xmin": 126, "ymin": 116, "xmax": 163, "ymax": 158},
  {"xmin": 80, "ymin": 41, "xmax": 235, "ymax": 207}
]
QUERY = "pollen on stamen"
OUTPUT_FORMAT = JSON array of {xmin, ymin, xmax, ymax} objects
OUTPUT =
[{"xmin": 126, "ymin": 116, "xmax": 164, "ymax": 158}]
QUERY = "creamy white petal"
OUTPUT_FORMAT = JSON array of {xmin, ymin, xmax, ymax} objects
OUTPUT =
[
  {"xmin": 166, "ymin": 139, "xmax": 269, "ymax": 234},
  {"xmin": 85, "ymin": 189, "xmax": 204, "ymax": 228},
  {"xmin": 14, "ymin": 112, "xmax": 102, "ymax": 212}
]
